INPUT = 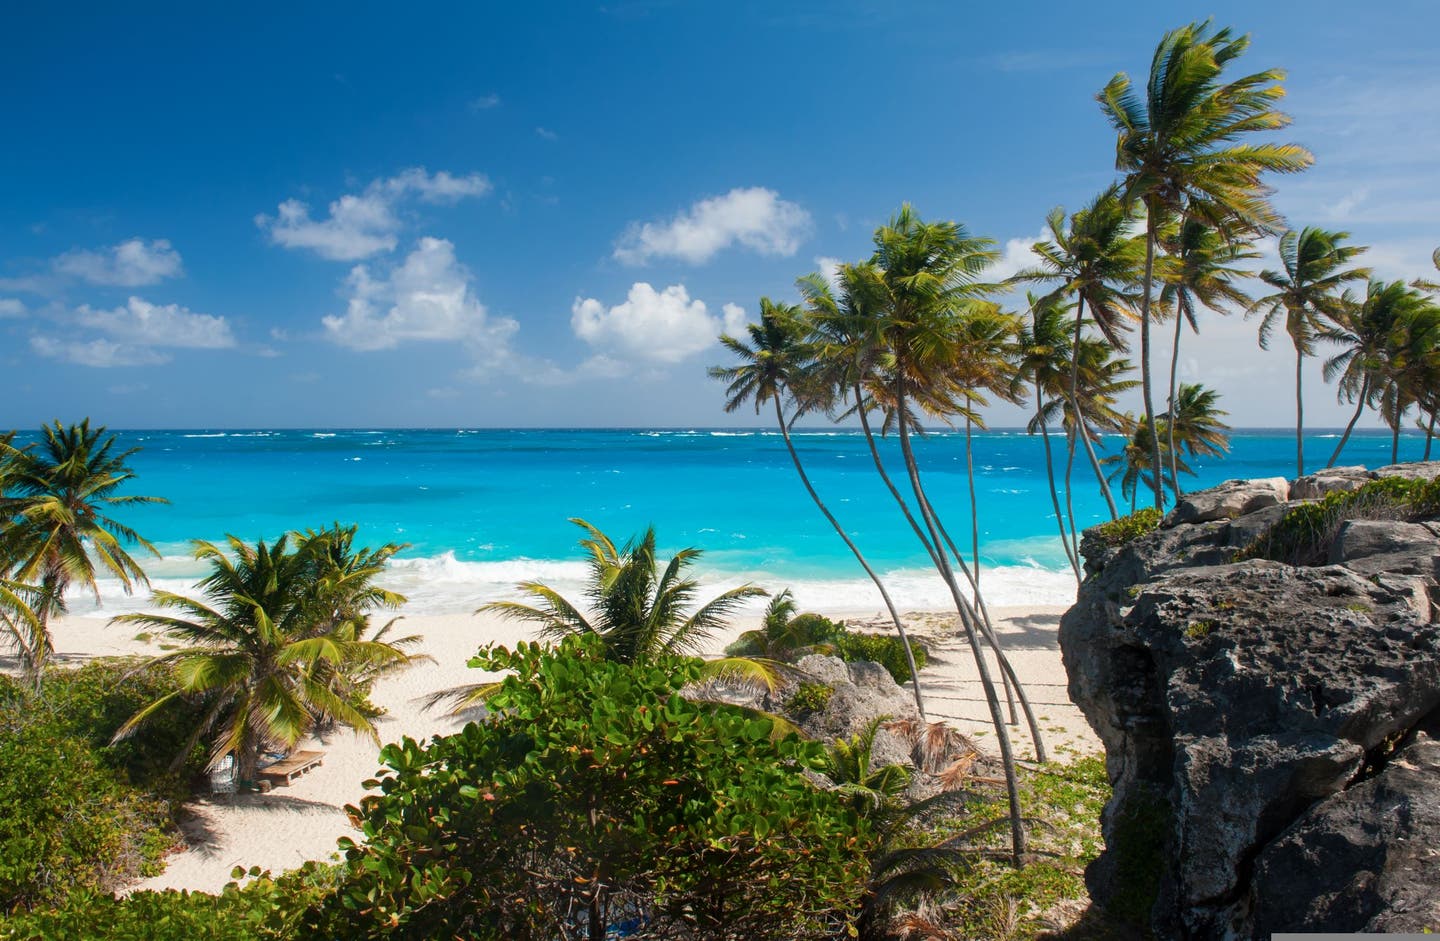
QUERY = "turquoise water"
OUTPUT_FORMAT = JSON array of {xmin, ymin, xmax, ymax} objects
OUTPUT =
[{"xmin": 44, "ymin": 426, "xmax": 1429, "ymax": 614}]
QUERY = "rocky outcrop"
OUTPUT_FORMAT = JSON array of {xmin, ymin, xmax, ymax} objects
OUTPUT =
[{"xmin": 1061, "ymin": 465, "xmax": 1440, "ymax": 938}]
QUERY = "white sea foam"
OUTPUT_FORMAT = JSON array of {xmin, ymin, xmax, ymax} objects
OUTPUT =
[{"xmin": 70, "ymin": 551, "xmax": 1078, "ymax": 620}]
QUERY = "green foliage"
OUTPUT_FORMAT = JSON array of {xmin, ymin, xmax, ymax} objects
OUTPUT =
[
  {"xmin": 0, "ymin": 662, "xmax": 202, "ymax": 913},
  {"xmin": 1237, "ymin": 476, "xmax": 1440, "ymax": 565},
  {"xmin": 835, "ymin": 630, "xmax": 928, "ymax": 684},
  {"xmin": 309, "ymin": 636, "xmax": 872, "ymax": 940},
  {"xmin": 0, "ymin": 864, "xmax": 336, "ymax": 940},
  {"xmin": 822, "ymin": 717, "xmax": 912, "ymax": 814},
  {"xmin": 786, "ymin": 681, "xmax": 833, "ymax": 716},
  {"xmin": 1089, "ymin": 508, "xmax": 1163, "ymax": 550},
  {"xmin": 724, "ymin": 605, "xmax": 846, "ymax": 660},
  {"xmin": 1184, "ymin": 620, "xmax": 1214, "ymax": 640}
]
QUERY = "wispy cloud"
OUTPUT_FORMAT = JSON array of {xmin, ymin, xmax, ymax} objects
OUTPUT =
[
  {"xmin": 614, "ymin": 187, "xmax": 812, "ymax": 266},
  {"xmin": 469, "ymin": 93, "xmax": 502, "ymax": 111},
  {"xmin": 31, "ymin": 296, "xmax": 235, "ymax": 367},
  {"xmin": 256, "ymin": 168, "xmax": 492, "ymax": 261},
  {"xmin": 535, "ymin": 126, "xmax": 559, "ymax": 141},
  {"xmin": 52, "ymin": 238, "xmax": 183, "ymax": 287}
]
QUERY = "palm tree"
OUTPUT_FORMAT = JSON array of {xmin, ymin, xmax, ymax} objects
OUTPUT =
[
  {"xmin": 1375, "ymin": 300, "xmax": 1440, "ymax": 463},
  {"xmin": 1167, "ymin": 383, "xmax": 1231, "ymax": 465},
  {"xmin": 481, "ymin": 518, "xmax": 766, "ymax": 666},
  {"xmin": 1246, "ymin": 228, "xmax": 1369, "ymax": 476},
  {"xmin": 1099, "ymin": 20, "xmax": 1313, "ymax": 505},
  {"xmin": 1321, "ymin": 280, "xmax": 1429, "ymax": 466},
  {"xmin": 1014, "ymin": 293, "xmax": 1082, "ymax": 580},
  {"xmin": 1013, "ymin": 186, "xmax": 1144, "ymax": 518},
  {"xmin": 709, "ymin": 300, "xmax": 929, "ymax": 718},
  {"xmin": 1158, "ymin": 216, "xmax": 1255, "ymax": 491},
  {"xmin": 1105, "ymin": 416, "xmax": 1180, "ymax": 512},
  {"xmin": 862, "ymin": 204, "xmax": 1030, "ymax": 861},
  {"xmin": 726, "ymin": 589, "xmax": 842, "ymax": 662},
  {"xmin": 0, "ymin": 420, "xmax": 165, "ymax": 688},
  {"xmin": 113, "ymin": 532, "xmax": 419, "ymax": 782}
]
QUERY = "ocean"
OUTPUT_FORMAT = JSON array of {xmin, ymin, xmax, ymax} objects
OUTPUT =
[{"xmin": 41, "ymin": 426, "xmax": 1427, "ymax": 617}]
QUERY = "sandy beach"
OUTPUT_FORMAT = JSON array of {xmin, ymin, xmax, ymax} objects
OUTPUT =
[{"xmin": 42, "ymin": 602, "xmax": 1098, "ymax": 895}]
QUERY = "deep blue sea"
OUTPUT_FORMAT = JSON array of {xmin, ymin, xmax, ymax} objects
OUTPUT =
[{"xmin": 53, "ymin": 427, "xmax": 1429, "ymax": 615}]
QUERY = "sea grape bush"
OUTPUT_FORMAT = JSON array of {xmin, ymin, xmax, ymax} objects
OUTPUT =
[
  {"xmin": 1237, "ymin": 476, "xmax": 1440, "ymax": 565},
  {"xmin": 306, "ymin": 635, "xmax": 872, "ymax": 940}
]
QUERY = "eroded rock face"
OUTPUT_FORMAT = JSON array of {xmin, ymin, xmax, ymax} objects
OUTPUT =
[
  {"xmin": 1163, "ymin": 477, "xmax": 1290, "ymax": 526},
  {"xmin": 793, "ymin": 654, "xmax": 919, "ymax": 741},
  {"xmin": 1061, "ymin": 465, "xmax": 1440, "ymax": 937}
]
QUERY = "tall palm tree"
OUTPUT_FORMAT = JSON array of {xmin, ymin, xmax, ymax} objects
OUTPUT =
[
  {"xmin": 1013, "ymin": 186, "xmax": 1144, "ymax": 518},
  {"xmin": 1158, "ymin": 216, "xmax": 1255, "ymax": 491},
  {"xmin": 1375, "ymin": 301, "xmax": 1440, "ymax": 463},
  {"xmin": 113, "ymin": 532, "xmax": 419, "ymax": 782},
  {"xmin": 1099, "ymin": 20, "xmax": 1313, "ymax": 505},
  {"xmin": 481, "ymin": 519, "xmax": 766, "ymax": 667},
  {"xmin": 1321, "ymin": 280, "xmax": 1427, "ymax": 466},
  {"xmin": 861, "ymin": 205, "xmax": 1030, "ymax": 861},
  {"xmin": 709, "ymin": 300, "xmax": 929, "ymax": 718},
  {"xmin": 1059, "ymin": 342, "xmax": 1141, "ymax": 545},
  {"xmin": 1014, "ymin": 293, "xmax": 1082, "ymax": 580},
  {"xmin": 1246, "ymin": 228, "xmax": 1369, "ymax": 476},
  {"xmin": 0, "ymin": 420, "xmax": 165, "ymax": 688},
  {"xmin": 1167, "ymin": 382, "xmax": 1231, "ymax": 465}
]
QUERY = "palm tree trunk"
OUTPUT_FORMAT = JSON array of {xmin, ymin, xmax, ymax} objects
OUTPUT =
[
  {"xmin": 1392, "ymin": 420, "xmax": 1401, "ymax": 464},
  {"xmin": 1070, "ymin": 295, "xmax": 1121, "ymax": 519},
  {"xmin": 1140, "ymin": 218, "xmax": 1165, "ymax": 510},
  {"xmin": 1295, "ymin": 345, "xmax": 1306, "ymax": 477},
  {"xmin": 896, "ymin": 387, "xmax": 1026, "ymax": 863},
  {"xmin": 1425, "ymin": 411, "xmax": 1436, "ymax": 461},
  {"xmin": 1037, "ymin": 380, "xmax": 1081, "ymax": 581},
  {"xmin": 1167, "ymin": 302, "xmax": 1185, "ymax": 496},
  {"xmin": 772, "ymin": 397, "xmax": 927, "ymax": 720},
  {"xmin": 1327, "ymin": 379, "xmax": 1368, "ymax": 468},
  {"xmin": 964, "ymin": 401, "xmax": 980, "ymax": 589},
  {"xmin": 29, "ymin": 572, "xmax": 63, "ymax": 692},
  {"xmin": 855, "ymin": 394, "xmax": 1048, "ymax": 758},
  {"xmin": 1063, "ymin": 425, "xmax": 1083, "ymax": 568}
]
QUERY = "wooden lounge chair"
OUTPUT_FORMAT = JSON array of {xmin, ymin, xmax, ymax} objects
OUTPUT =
[{"xmin": 256, "ymin": 749, "xmax": 325, "ymax": 787}]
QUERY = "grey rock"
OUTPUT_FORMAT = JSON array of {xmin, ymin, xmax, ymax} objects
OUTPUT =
[
  {"xmin": 1375, "ymin": 461, "xmax": 1440, "ymax": 482},
  {"xmin": 793, "ymin": 654, "xmax": 919, "ymax": 743},
  {"xmin": 1163, "ymin": 477, "xmax": 1289, "ymax": 527},
  {"xmin": 1063, "ymin": 492, "xmax": 1440, "ymax": 938},
  {"xmin": 1291, "ymin": 466, "xmax": 1375, "ymax": 500},
  {"xmin": 1251, "ymin": 723, "xmax": 1440, "ymax": 935},
  {"xmin": 1330, "ymin": 519, "xmax": 1440, "ymax": 582}
]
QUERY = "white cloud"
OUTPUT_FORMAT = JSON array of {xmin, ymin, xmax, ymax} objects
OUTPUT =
[
  {"xmin": 257, "ymin": 168, "xmax": 491, "ymax": 261},
  {"xmin": 30, "ymin": 296, "xmax": 236, "ymax": 368},
  {"xmin": 813, "ymin": 255, "xmax": 844, "ymax": 290},
  {"xmin": 0, "ymin": 298, "xmax": 24, "ymax": 318},
  {"xmin": 74, "ymin": 296, "xmax": 235, "ymax": 349},
  {"xmin": 52, "ymin": 238, "xmax": 183, "ymax": 286},
  {"xmin": 571, "ymin": 282, "xmax": 745, "ymax": 364},
  {"xmin": 614, "ymin": 187, "xmax": 813, "ymax": 265},
  {"xmin": 988, "ymin": 229, "xmax": 1047, "ymax": 283},
  {"xmin": 322, "ymin": 237, "xmax": 518, "ymax": 359},
  {"xmin": 535, "ymin": 126, "xmax": 559, "ymax": 141},
  {"xmin": 469, "ymin": 93, "xmax": 501, "ymax": 111},
  {"xmin": 30, "ymin": 336, "xmax": 169, "ymax": 368}
]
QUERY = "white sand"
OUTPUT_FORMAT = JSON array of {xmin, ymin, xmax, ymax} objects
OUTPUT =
[{"xmin": 41, "ymin": 601, "xmax": 1099, "ymax": 895}]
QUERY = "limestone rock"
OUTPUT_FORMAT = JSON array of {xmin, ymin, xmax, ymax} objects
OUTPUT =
[
  {"xmin": 1330, "ymin": 519, "xmax": 1440, "ymax": 582},
  {"xmin": 793, "ymin": 654, "xmax": 919, "ymax": 743},
  {"xmin": 1375, "ymin": 461, "xmax": 1440, "ymax": 482},
  {"xmin": 1291, "ymin": 465, "xmax": 1374, "ymax": 500},
  {"xmin": 1163, "ymin": 477, "xmax": 1289, "ymax": 527}
]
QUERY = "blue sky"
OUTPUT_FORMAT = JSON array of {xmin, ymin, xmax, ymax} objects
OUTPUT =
[{"xmin": 2, "ymin": 1, "xmax": 1437, "ymax": 429}]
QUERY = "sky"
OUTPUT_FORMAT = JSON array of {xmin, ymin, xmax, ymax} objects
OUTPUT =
[{"xmin": 2, "ymin": 1, "xmax": 1437, "ymax": 430}]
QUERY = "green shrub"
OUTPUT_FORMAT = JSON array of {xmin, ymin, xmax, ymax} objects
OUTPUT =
[
  {"xmin": 724, "ymin": 610, "xmax": 845, "ymax": 660},
  {"xmin": 0, "ymin": 864, "xmax": 336, "ymax": 940},
  {"xmin": 0, "ymin": 660, "xmax": 209, "ymax": 913},
  {"xmin": 786, "ymin": 681, "xmax": 834, "ymax": 716},
  {"xmin": 834, "ymin": 631, "xmax": 927, "ymax": 684},
  {"xmin": 1089, "ymin": 507, "xmax": 1163, "ymax": 550},
  {"xmin": 1237, "ymin": 476, "xmax": 1440, "ymax": 565},
  {"xmin": 306, "ymin": 636, "xmax": 872, "ymax": 940}
]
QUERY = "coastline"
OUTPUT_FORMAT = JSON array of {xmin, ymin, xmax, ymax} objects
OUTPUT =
[{"xmin": 43, "ymin": 600, "xmax": 1096, "ymax": 895}]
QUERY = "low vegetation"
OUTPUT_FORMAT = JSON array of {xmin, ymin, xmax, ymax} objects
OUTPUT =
[
  {"xmin": 1236, "ymin": 476, "xmax": 1440, "ymax": 565},
  {"xmin": 1086, "ymin": 508, "xmax": 1163, "ymax": 552},
  {"xmin": 727, "ymin": 607, "xmax": 929, "ymax": 685}
]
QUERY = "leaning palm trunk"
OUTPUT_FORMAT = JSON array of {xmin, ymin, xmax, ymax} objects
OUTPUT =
[
  {"xmin": 772, "ymin": 397, "xmax": 927, "ymax": 720},
  {"xmin": 1070, "ymin": 296, "xmax": 1121, "ymax": 518},
  {"xmin": 855, "ymin": 394, "xmax": 1048, "ymax": 760},
  {"xmin": 964, "ymin": 402, "xmax": 981, "ymax": 589},
  {"xmin": 1295, "ymin": 345, "xmax": 1306, "ymax": 477},
  {"xmin": 1063, "ymin": 426, "xmax": 1083, "ymax": 567},
  {"xmin": 1166, "ymin": 304, "xmax": 1185, "ymax": 496},
  {"xmin": 1327, "ymin": 378, "xmax": 1369, "ymax": 468},
  {"xmin": 1139, "ymin": 221, "xmax": 1165, "ymax": 510},
  {"xmin": 1036, "ymin": 379, "xmax": 1082, "ymax": 581},
  {"xmin": 1425, "ymin": 413, "xmax": 1436, "ymax": 461},
  {"xmin": 1392, "ymin": 419, "xmax": 1401, "ymax": 464},
  {"xmin": 895, "ymin": 387, "xmax": 1026, "ymax": 862}
]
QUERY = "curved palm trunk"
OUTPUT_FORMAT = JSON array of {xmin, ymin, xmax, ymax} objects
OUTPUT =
[
  {"xmin": 964, "ymin": 402, "xmax": 980, "ymax": 589},
  {"xmin": 1295, "ymin": 345, "xmax": 1306, "ymax": 477},
  {"xmin": 1327, "ymin": 379, "xmax": 1369, "ymax": 468},
  {"xmin": 772, "ymin": 397, "xmax": 927, "ymax": 720},
  {"xmin": 1140, "ymin": 221, "xmax": 1165, "ymax": 510},
  {"xmin": 1070, "ymin": 295, "xmax": 1121, "ymax": 519},
  {"xmin": 28, "ymin": 572, "xmax": 64, "ymax": 691},
  {"xmin": 896, "ymin": 388, "xmax": 1026, "ymax": 862},
  {"xmin": 1063, "ymin": 426, "xmax": 1083, "ymax": 568},
  {"xmin": 1425, "ymin": 412, "xmax": 1436, "ymax": 462},
  {"xmin": 1036, "ymin": 379, "xmax": 1082, "ymax": 581},
  {"xmin": 1167, "ymin": 303, "xmax": 1185, "ymax": 496},
  {"xmin": 855, "ymin": 394, "xmax": 1048, "ymax": 759}
]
